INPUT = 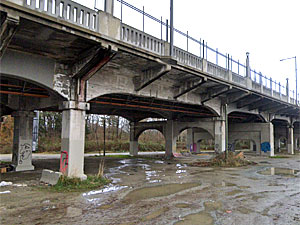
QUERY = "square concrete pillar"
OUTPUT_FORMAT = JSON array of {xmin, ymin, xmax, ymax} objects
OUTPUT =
[
  {"xmin": 165, "ymin": 120, "xmax": 176, "ymax": 158},
  {"xmin": 214, "ymin": 120, "xmax": 226, "ymax": 153},
  {"xmin": 261, "ymin": 122, "xmax": 274, "ymax": 156},
  {"xmin": 186, "ymin": 128, "xmax": 194, "ymax": 152},
  {"xmin": 12, "ymin": 111, "xmax": 35, "ymax": 171},
  {"xmin": 129, "ymin": 122, "xmax": 138, "ymax": 156},
  {"xmin": 60, "ymin": 108, "xmax": 86, "ymax": 179},
  {"xmin": 287, "ymin": 125, "xmax": 294, "ymax": 155}
]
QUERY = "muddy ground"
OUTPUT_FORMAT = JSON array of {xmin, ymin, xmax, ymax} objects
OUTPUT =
[{"xmin": 0, "ymin": 153, "xmax": 300, "ymax": 225}]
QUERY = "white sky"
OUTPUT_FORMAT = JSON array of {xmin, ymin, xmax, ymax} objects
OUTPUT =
[{"xmin": 76, "ymin": 0, "xmax": 299, "ymax": 96}]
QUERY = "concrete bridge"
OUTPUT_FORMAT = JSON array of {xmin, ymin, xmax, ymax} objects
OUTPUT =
[{"xmin": 0, "ymin": 0, "xmax": 299, "ymax": 179}]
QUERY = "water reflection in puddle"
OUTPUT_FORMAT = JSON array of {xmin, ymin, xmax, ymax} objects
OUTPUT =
[
  {"xmin": 83, "ymin": 184, "xmax": 128, "ymax": 197},
  {"xmin": 258, "ymin": 167, "xmax": 300, "ymax": 177}
]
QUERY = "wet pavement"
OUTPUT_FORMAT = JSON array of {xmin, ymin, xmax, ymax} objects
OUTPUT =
[{"xmin": 0, "ymin": 153, "xmax": 300, "ymax": 225}]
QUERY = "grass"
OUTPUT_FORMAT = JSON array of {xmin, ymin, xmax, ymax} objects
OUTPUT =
[
  {"xmin": 190, "ymin": 152, "xmax": 256, "ymax": 167},
  {"xmin": 269, "ymin": 155, "xmax": 289, "ymax": 158},
  {"xmin": 49, "ymin": 175, "xmax": 110, "ymax": 192}
]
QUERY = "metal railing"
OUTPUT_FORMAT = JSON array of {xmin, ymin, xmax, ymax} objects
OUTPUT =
[
  {"xmin": 24, "ymin": 0, "xmax": 99, "ymax": 31},
  {"xmin": 19, "ymin": 0, "xmax": 299, "ymax": 105},
  {"xmin": 114, "ymin": 0, "xmax": 299, "ymax": 105}
]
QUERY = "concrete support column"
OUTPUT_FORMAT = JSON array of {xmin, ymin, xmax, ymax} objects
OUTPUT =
[
  {"xmin": 165, "ymin": 120, "xmax": 176, "ymax": 158},
  {"xmin": 214, "ymin": 120, "xmax": 226, "ymax": 153},
  {"xmin": 12, "ymin": 111, "xmax": 35, "ymax": 171},
  {"xmin": 60, "ymin": 101, "xmax": 89, "ymax": 179},
  {"xmin": 287, "ymin": 125, "xmax": 294, "ymax": 155},
  {"xmin": 104, "ymin": 0, "xmax": 114, "ymax": 14},
  {"xmin": 186, "ymin": 128, "xmax": 194, "ymax": 152},
  {"xmin": 261, "ymin": 122, "xmax": 275, "ymax": 156},
  {"xmin": 129, "ymin": 122, "xmax": 138, "ymax": 156}
]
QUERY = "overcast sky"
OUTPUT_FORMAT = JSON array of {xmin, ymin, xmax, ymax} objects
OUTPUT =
[{"xmin": 76, "ymin": 0, "xmax": 299, "ymax": 97}]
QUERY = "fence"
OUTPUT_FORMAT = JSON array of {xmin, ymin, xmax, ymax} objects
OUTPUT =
[
  {"xmin": 24, "ymin": 0, "xmax": 99, "ymax": 31},
  {"xmin": 114, "ymin": 0, "xmax": 299, "ymax": 104},
  {"xmin": 22, "ymin": 0, "xmax": 299, "ymax": 104}
]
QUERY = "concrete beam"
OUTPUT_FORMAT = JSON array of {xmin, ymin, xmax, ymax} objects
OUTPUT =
[
  {"xmin": 0, "ymin": 14, "xmax": 19, "ymax": 58},
  {"xmin": 259, "ymin": 102, "xmax": 282, "ymax": 112},
  {"xmin": 72, "ymin": 46, "xmax": 115, "ymax": 81},
  {"xmin": 201, "ymin": 85, "xmax": 232, "ymax": 104},
  {"xmin": 134, "ymin": 64, "xmax": 171, "ymax": 91},
  {"xmin": 173, "ymin": 77, "xmax": 206, "ymax": 99},
  {"xmin": 236, "ymin": 96, "xmax": 261, "ymax": 109},
  {"xmin": 226, "ymin": 91, "xmax": 250, "ymax": 104},
  {"xmin": 248, "ymin": 99, "xmax": 271, "ymax": 111}
]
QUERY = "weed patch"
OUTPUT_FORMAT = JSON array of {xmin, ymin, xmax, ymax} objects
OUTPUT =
[{"xmin": 49, "ymin": 176, "xmax": 110, "ymax": 192}]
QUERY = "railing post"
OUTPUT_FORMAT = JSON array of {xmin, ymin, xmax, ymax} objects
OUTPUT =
[
  {"xmin": 160, "ymin": 16, "xmax": 163, "ymax": 40},
  {"xmin": 259, "ymin": 72, "xmax": 263, "ymax": 93},
  {"xmin": 216, "ymin": 48, "xmax": 218, "ymax": 65},
  {"xmin": 270, "ymin": 77, "xmax": 273, "ymax": 96},
  {"xmin": 246, "ymin": 52, "xmax": 250, "ymax": 78},
  {"xmin": 199, "ymin": 38, "xmax": 202, "ymax": 58},
  {"xmin": 104, "ymin": 0, "xmax": 114, "ymax": 15},
  {"xmin": 166, "ymin": 19, "xmax": 169, "ymax": 42},
  {"xmin": 170, "ymin": 0, "xmax": 174, "ymax": 56},
  {"xmin": 186, "ymin": 31, "xmax": 188, "ymax": 51},
  {"xmin": 142, "ymin": 6, "xmax": 144, "ymax": 32},
  {"xmin": 286, "ymin": 78, "xmax": 290, "ymax": 103}
]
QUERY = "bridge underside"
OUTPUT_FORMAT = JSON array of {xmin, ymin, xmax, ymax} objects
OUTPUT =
[{"xmin": 0, "ymin": 1, "xmax": 299, "ymax": 178}]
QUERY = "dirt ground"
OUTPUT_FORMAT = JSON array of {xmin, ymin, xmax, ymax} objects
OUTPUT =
[{"xmin": 0, "ymin": 153, "xmax": 300, "ymax": 225}]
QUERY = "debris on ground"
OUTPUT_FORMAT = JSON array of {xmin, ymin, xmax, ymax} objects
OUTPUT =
[
  {"xmin": 189, "ymin": 152, "xmax": 256, "ymax": 167},
  {"xmin": 40, "ymin": 169, "xmax": 63, "ymax": 185}
]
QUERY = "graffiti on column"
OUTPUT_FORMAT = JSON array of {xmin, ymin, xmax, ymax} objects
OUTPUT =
[
  {"xmin": 19, "ymin": 143, "xmax": 32, "ymax": 164},
  {"xmin": 60, "ymin": 151, "xmax": 68, "ymax": 173},
  {"xmin": 261, "ymin": 142, "xmax": 270, "ymax": 153}
]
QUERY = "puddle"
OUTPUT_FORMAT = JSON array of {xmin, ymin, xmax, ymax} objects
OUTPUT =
[
  {"xmin": 213, "ymin": 182, "xmax": 236, "ymax": 187},
  {"xmin": 258, "ymin": 168, "xmax": 300, "ymax": 177},
  {"xmin": 154, "ymin": 160, "xmax": 164, "ymax": 164},
  {"xmin": 176, "ymin": 170, "xmax": 187, "ymax": 174},
  {"xmin": 203, "ymin": 200, "xmax": 223, "ymax": 211},
  {"xmin": 98, "ymin": 204, "xmax": 113, "ymax": 210},
  {"xmin": 123, "ymin": 183, "xmax": 200, "ymax": 203},
  {"xmin": 237, "ymin": 206, "xmax": 255, "ymax": 214},
  {"xmin": 83, "ymin": 184, "xmax": 128, "ymax": 197},
  {"xmin": 225, "ymin": 190, "xmax": 243, "ymax": 196},
  {"xmin": 175, "ymin": 211, "xmax": 214, "ymax": 225},
  {"xmin": 175, "ymin": 203, "xmax": 191, "ymax": 208},
  {"xmin": 238, "ymin": 186, "xmax": 250, "ymax": 189},
  {"xmin": 65, "ymin": 207, "xmax": 82, "ymax": 218},
  {"xmin": 142, "ymin": 207, "xmax": 169, "ymax": 221}
]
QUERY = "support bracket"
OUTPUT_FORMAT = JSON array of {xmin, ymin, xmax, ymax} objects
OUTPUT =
[
  {"xmin": 0, "ymin": 14, "xmax": 19, "ymax": 58},
  {"xmin": 173, "ymin": 77, "xmax": 206, "ymax": 99},
  {"xmin": 201, "ymin": 85, "xmax": 232, "ymax": 104},
  {"xmin": 134, "ymin": 64, "xmax": 171, "ymax": 92}
]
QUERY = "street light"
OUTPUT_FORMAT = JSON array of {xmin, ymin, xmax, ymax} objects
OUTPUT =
[{"xmin": 280, "ymin": 56, "xmax": 298, "ymax": 105}]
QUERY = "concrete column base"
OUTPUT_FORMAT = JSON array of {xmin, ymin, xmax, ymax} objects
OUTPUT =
[
  {"xmin": 12, "ymin": 111, "xmax": 35, "ymax": 172},
  {"xmin": 60, "ymin": 107, "xmax": 86, "ymax": 179},
  {"xmin": 165, "ymin": 120, "xmax": 176, "ymax": 158},
  {"xmin": 214, "ymin": 120, "xmax": 226, "ymax": 153},
  {"xmin": 287, "ymin": 126, "xmax": 294, "ymax": 155},
  {"xmin": 130, "ymin": 141, "xmax": 138, "ymax": 156}
]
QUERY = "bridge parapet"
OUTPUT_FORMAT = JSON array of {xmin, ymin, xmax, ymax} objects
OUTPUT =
[
  {"xmin": 22, "ymin": 0, "xmax": 99, "ymax": 31},
  {"xmin": 121, "ymin": 24, "xmax": 165, "ymax": 55}
]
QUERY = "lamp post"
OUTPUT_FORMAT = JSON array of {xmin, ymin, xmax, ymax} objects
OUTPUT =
[{"xmin": 280, "ymin": 56, "xmax": 298, "ymax": 105}]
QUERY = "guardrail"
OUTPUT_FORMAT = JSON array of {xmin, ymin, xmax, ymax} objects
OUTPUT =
[
  {"xmin": 16, "ymin": 0, "xmax": 299, "ymax": 106},
  {"xmin": 121, "ymin": 24, "xmax": 164, "ymax": 55},
  {"xmin": 23, "ymin": 0, "xmax": 99, "ymax": 31},
  {"xmin": 114, "ymin": 0, "xmax": 299, "ymax": 106}
]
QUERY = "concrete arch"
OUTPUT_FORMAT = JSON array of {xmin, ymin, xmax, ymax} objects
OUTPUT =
[
  {"xmin": 0, "ymin": 50, "xmax": 67, "ymax": 100},
  {"xmin": 174, "ymin": 121, "xmax": 215, "ymax": 139},
  {"xmin": 228, "ymin": 110, "xmax": 267, "ymax": 123},
  {"xmin": 231, "ymin": 139, "xmax": 257, "ymax": 152},
  {"xmin": 134, "ymin": 122, "xmax": 165, "ymax": 140},
  {"xmin": 0, "ymin": 74, "xmax": 66, "ymax": 101}
]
